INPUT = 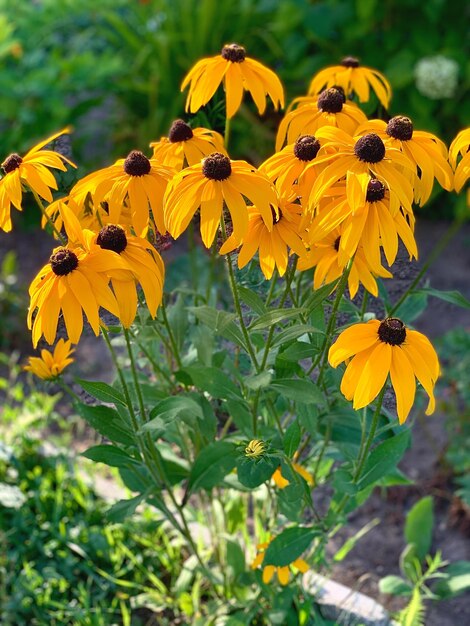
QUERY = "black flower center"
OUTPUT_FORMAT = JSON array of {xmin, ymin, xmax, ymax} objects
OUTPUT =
[
  {"xmin": 221, "ymin": 43, "xmax": 246, "ymax": 63},
  {"xmin": 341, "ymin": 56, "xmax": 360, "ymax": 68},
  {"xmin": 293, "ymin": 135, "xmax": 321, "ymax": 161},
  {"xmin": 366, "ymin": 179, "xmax": 386, "ymax": 203},
  {"xmin": 334, "ymin": 236, "xmax": 340, "ymax": 251},
  {"xmin": 168, "ymin": 119, "xmax": 194, "ymax": 143},
  {"xmin": 271, "ymin": 206, "xmax": 283, "ymax": 224},
  {"xmin": 378, "ymin": 318, "xmax": 407, "ymax": 345},
  {"xmin": 354, "ymin": 133, "xmax": 386, "ymax": 163},
  {"xmin": 50, "ymin": 248, "xmax": 79, "ymax": 276},
  {"xmin": 202, "ymin": 152, "xmax": 232, "ymax": 181},
  {"xmin": 97, "ymin": 225, "xmax": 128, "ymax": 253},
  {"xmin": 317, "ymin": 88, "xmax": 345, "ymax": 113},
  {"xmin": 123, "ymin": 150, "xmax": 151, "ymax": 176},
  {"xmin": 2, "ymin": 153, "xmax": 23, "ymax": 174},
  {"xmin": 386, "ymin": 116, "xmax": 414, "ymax": 141}
]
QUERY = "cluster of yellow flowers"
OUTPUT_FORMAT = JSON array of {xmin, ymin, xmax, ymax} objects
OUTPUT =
[{"xmin": 0, "ymin": 44, "xmax": 468, "ymax": 416}]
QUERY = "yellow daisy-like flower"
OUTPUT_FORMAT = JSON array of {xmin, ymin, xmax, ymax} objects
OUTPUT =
[
  {"xmin": 328, "ymin": 318, "xmax": 440, "ymax": 424},
  {"xmin": 449, "ymin": 127, "xmax": 470, "ymax": 203},
  {"xmin": 24, "ymin": 339, "xmax": 75, "ymax": 380},
  {"xmin": 308, "ymin": 56, "xmax": 392, "ymax": 108},
  {"xmin": 70, "ymin": 150, "xmax": 174, "ymax": 236},
  {"xmin": 260, "ymin": 135, "xmax": 324, "ymax": 201},
  {"xmin": 245, "ymin": 439, "xmax": 266, "ymax": 457},
  {"xmin": 298, "ymin": 229, "xmax": 392, "ymax": 299},
  {"xmin": 272, "ymin": 463, "xmax": 314, "ymax": 489},
  {"xmin": 220, "ymin": 198, "xmax": 307, "ymax": 279},
  {"xmin": 276, "ymin": 87, "xmax": 368, "ymax": 151},
  {"xmin": 251, "ymin": 539, "xmax": 309, "ymax": 585},
  {"xmin": 0, "ymin": 128, "xmax": 75, "ymax": 232},
  {"xmin": 181, "ymin": 43, "xmax": 284, "ymax": 119},
  {"xmin": 28, "ymin": 244, "xmax": 127, "ymax": 347},
  {"xmin": 359, "ymin": 116, "xmax": 453, "ymax": 205},
  {"xmin": 306, "ymin": 127, "xmax": 414, "ymax": 216},
  {"xmin": 309, "ymin": 177, "xmax": 417, "ymax": 270},
  {"xmin": 164, "ymin": 152, "xmax": 278, "ymax": 248},
  {"xmin": 150, "ymin": 119, "xmax": 226, "ymax": 171}
]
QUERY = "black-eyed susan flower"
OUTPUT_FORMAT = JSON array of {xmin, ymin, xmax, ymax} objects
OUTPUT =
[
  {"xmin": 272, "ymin": 463, "xmax": 314, "ymax": 489},
  {"xmin": 306, "ymin": 127, "xmax": 415, "ymax": 216},
  {"xmin": 181, "ymin": 43, "xmax": 284, "ymax": 119},
  {"xmin": 329, "ymin": 318, "xmax": 440, "ymax": 424},
  {"xmin": 449, "ymin": 127, "xmax": 470, "ymax": 204},
  {"xmin": 0, "ymin": 128, "xmax": 75, "ymax": 232},
  {"xmin": 28, "ymin": 244, "xmax": 128, "ymax": 347},
  {"xmin": 164, "ymin": 152, "xmax": 278, "ymax": 248},
  {"xmin": 260, "ymin": 135, "xmax": 324, "ymax": 201},
  {"xmin": 150, "ymin": 119, "xmax": 226, "ymax": 170},
  {"xmin": 298, "ymin": 228, "xmax": 392, "ymax": 298},
  {"xmin": 309, "ymin": 177, "xmax": 417, "ymax": 270},
  {"xmin": 251, "ymin": 539, "xmax": 309, "ymax": 585},
  {"xmin": 308, "ymin": 57, "xmax": 392, "ymax": 108},
  {"xmin": 359, "ymin": 116, "xmax": 453, "ymax": 205},
  {"xmin": 24, "ymin": 339, "xmax": 75, "ymax": 380},
  {"xmin": 245, "ymin": 439, "xmax": 266, "ymax": 457},
  {"xmin": 220, "ymin": 198, "xmax": 307, "ymax": 279},
  {"xmin": 276, "ymin": 87, "xmax": 367, "ymax": 151},
  {"xmin": 70, "ymin": 150, "xmax": 174, "ymax": 237}
]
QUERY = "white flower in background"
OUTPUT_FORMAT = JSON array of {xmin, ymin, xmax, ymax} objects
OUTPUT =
[
  {"xmin": 414, "ymin": 55, "xmax": 459, "ymax": 99},
  {"xmin": 0, "ymin": 483, "xmax": 26, "ymax": 509}
]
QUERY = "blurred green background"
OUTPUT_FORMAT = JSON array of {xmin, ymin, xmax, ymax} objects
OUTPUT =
[{"xmin": 0, "ymin": 0, "xmax": 468, "ymax": 220}]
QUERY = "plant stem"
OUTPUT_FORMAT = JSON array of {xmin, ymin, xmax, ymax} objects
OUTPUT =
[
  {"xmin": 123, "ymin": 328, "xmax": 147, "ymax": 423},
  {"xmin": 352, "ymin": 385, "xmax": 386, "ymax": 483},
  {"xmin": 160, "ymin": 298, "xmax": 182, "ymax": 368},
  {"xmin": 224, "ymin": 117, "xmax": 231, "ymax": 151},
  {"xmin": 31, "ymin": 189, "xmax": 67, "ymax": 244}
]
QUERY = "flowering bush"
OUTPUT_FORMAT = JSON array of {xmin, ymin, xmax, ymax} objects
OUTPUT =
[{"xmin": 4, "ymin": 44, "xmax": 470, "ymax": 624}]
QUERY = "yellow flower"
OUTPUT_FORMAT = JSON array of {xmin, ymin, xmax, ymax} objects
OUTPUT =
[
  {"xmin": 164, "ymin": 152, "xmax": 278, "ymax": 248},
  {"xmin": 150, "ymin": 120, "xmax": 226, "ymax": 171},
  {"xmin": 69, "ymin": 150, "xmax": 174, "ymax": 237},
  {"xmin": 308, "ymin": 56, "xmax": 392, "ymax": 108},
  {"xmin": 272, "ymin": 463, "xmax": 314, "ymax": 489},
  {"xmin": 276, "ymin": 88, "xmax": 367, "ymax": 151},
  {"xmin": 28, "ymin": 244, "xmax": 128, "ymax": 347},
  {"xmin": 359, "ymin": 117, "xmax": 453, "ymax": 205},
  {"xmin": 181, "ymin": 43, "xmax": 284, "ymax": 119},
  {"xmin": 24, "ymin": 339, "xmax": 75, "ymax": 380},
  {"xmin": 245, "ymin": 439, "xmax": 266, "ymax": 457},
  {"xmin": 0, "ymin": 128, "xmax": 75, "ymax": 232},
  {"xmin": 309, "ymin": 176, "xmax": 417, "ymax": 270},
  {"xmin": 251, "ymin": 539, "xmax": 309, "ymax": 585},
  {"xmin": 220, "ymin": 198, "xmax": 307, "ymax": 279},
  {"xmin": 449, "ymin": 127, "xmax": 470, "ymax": 203},
  {"xmin": 328, "ymin": 318, "xmax": 440, "ymax": 424},
  {"xmin": 305, "ymin": 126, "xmax": 415, "ymax": 216},
  {"xmin": 299, "ymin": 228, "xmax": 392, "ymax": 298}
]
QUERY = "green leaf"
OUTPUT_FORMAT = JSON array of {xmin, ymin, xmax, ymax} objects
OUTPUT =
[
  {"xmin": 82, "ymin": 445, "xmax": 139, "ymax": 468},
  {"xmin": 106, "ymin": 493, "xmax": 146, "ymax": 522},
  {"xmin": 226, "ymin": 539, "xmax": 246, "ymax": 580},
  {"xmin": 245, "ymin": 370, "xmax": 272, "ymax": 390},
  {"xmin": 249, "ymin": 308, "xmax": 306, "ymax": 331},
  {"xmin": 404, "ymin": 496, "xmax": 434, "ymax": 560},
  {"xmin": 75, "ymin": 379, "xmax": 126, "ymax": 406},
  {"xmin": 226, "ymin": 400, "xmax": 252, "ymax": 437},
  {"xmin": 238, "ymin": 286, "xmax": 267, "ymax": 315},
  {"xmin": 188, "ymin": 441, "xmax": 237, "ymax": 492},
  {"xmin": 270, "ymin": 378, "xmax": 323, "ymax": 405},
  {"xmin": 270, "ymin": 325, "xmax": 322, "ymax": 349},
  {"xmin": 434, "ymin": 561, "xmax": 470, "ymax": 599},
  {"xmin": 277, "ymin": 342, "xmax": 319, "ymax": 363},
  {"xmin": 283, "ymin": 420, "xmax": 301, "ymax": 457},
  {"xmin": 417, "ymin": 287, "xmax": 470, "ymax": 309},
  {"xmin": 183, "ymin": 365, "xmax": 241, "ymax": 400},
  {"xmin": 379, "ymin": 575, "xmax": 413, "ymax": 596},
  {"xmin": 74, "ymin": 403, "xmax": 134, "ymax": 446},
  {"xmin": 264, "ymin": 526, "xmax": 319, "ymax": 567},
  {"xmin": 333, "ymin": 518, "xmax": 380, "ymax": 562},
  {"xmin": 188, "ymin": 305, "xmax": 247, "ymax": 349},
  {"xmin": 142, "ymin": 396, "xmax": 203, "ymax": 433},
  {"xmin": 303, "ymin": 282, "xmax": 337, "ymax": 315},
  {"xmin": 356, "ymin": 430, "xmax": 410, "ymax": 489},
  {"xmin": 393, "ymin": 291, "xmax": 428, "ymax": 323},
  {"xmin": 237, "ymin": 455, "xmax": 279, "ymax": 489}
]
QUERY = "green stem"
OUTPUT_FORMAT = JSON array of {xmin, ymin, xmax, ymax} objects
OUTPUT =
[
  {"xmin": 352, "ymin": 386, "xmax": 386, "ymax": 483},
  {"xmin": 389, "ymin": 214, "xmax": 466, "ymax": 316},
  {"xmin": 360, "ymin": 290, "xmax": 369, "ymax": 320},
  {"xmin": 123, "ymin": 328, "xmax": 147, "ymax": 423},
  {"xmin": 265, "ymin": 268, "xmax": 279, "ymax": 307},
  {"xmin": 160, "ymin": 298, "xmax": 182, "ymax": 368},
  {"xmin": 31, "ymin": 189, "xmax": 67, "ymax": 244},
  {"xmin": 57, "ymin": 379, "xmax": 82, "ymax": 404},
  {"xmin": 224, "ymin": 117, "xmax": 231, "ymax": 151},
  {"xmin": 129, "ymin": 328, "xmax": 173, "ymax": 387}
]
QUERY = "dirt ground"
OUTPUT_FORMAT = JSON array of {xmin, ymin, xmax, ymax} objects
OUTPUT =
[{"xmin": 1, "ymin": 216, "xmax": 469, "ymax": 624}]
